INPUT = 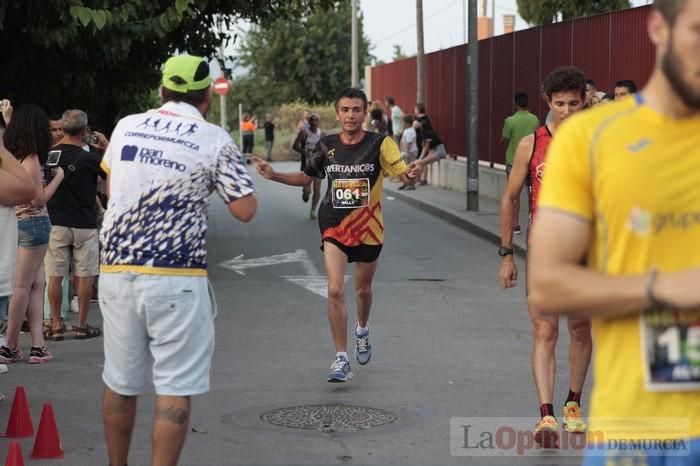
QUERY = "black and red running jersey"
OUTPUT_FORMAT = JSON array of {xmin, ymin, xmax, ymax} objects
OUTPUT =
[{"xmin": 304, "ymin": 131, "xmax": 407, "ymax": 247}]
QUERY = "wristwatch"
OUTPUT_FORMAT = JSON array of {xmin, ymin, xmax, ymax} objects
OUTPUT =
[{"xmin": 498, "ymin": 247, "xmax": 514, "ymax": 257}]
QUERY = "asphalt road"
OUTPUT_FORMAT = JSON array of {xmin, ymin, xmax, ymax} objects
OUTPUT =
[{"xmin": 0, "ymin": 162, "xmax": 590, "ymax": 466}]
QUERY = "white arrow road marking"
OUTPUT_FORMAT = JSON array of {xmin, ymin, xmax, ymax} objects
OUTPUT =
[
  {"xmin": 219, "ymin": 249, "xmax": 319, "ymax": 276},
  {"xmin": 220, "ymin": 249, "xmax": 350, "ymax": 297},
  {"xmin": 282, "ymin": 275, "xmax": 351, "ymax": 298}
]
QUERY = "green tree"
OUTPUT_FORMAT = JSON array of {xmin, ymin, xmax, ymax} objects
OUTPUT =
[
  {"xmin": 0, "ymin": 0, "xmax": 333, "ymax": 131},
  {"xmin": 236, "ymin": 1, "xmax": 373, "ymax": 109},
  {"xmin": 392, "ymin": 45, "xmax": 408, "ymax": 62},
  {"xmin": 516, "ymin": 0, "xmax": 630, "ymax": 25}
]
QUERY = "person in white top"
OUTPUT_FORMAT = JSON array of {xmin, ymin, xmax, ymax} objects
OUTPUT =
[{"xmin": 99, "ymin": 55, "xmax": 257, "ymax": 466}]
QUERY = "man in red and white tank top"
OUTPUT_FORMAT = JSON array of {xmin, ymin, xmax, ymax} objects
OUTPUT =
[
  {"xmin": 527, "ymin": 125, "xmax": 553, "ymax": 222},
  {"xmin": 497, "ymin": 67, "xmax": 590, "ymax": 446}
]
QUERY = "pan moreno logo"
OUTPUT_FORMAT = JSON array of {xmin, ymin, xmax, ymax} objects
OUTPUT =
[{"xmin": 120, "ymin": 145, "xmax": 186, "ymax": 172}]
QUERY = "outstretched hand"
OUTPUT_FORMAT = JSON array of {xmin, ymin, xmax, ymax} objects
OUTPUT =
[{"xmin": 252, "ymin": 156, "xmax": 275, "ymax": 180}]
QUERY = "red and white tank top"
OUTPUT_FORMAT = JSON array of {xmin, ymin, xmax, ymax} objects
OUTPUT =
[{"xmin": 528, "ymin": 125, "xmax": 553, "ymax": 223}]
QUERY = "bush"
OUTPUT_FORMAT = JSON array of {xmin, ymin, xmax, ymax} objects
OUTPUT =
[{"xmin": 276, "ymin": 101, "xmax": 338, "ymax": 132}]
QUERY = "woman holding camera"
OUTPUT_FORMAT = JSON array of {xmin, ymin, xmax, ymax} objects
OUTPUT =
[{"xmin": 0, "ymin": 104, "xmax": 64, "ymax": 364}]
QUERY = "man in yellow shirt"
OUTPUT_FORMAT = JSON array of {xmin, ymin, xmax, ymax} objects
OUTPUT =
[{"xmin": 529, "ymin": 1, "xmax": 700, "ymax": 463}]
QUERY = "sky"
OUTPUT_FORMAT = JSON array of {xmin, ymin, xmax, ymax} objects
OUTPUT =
[{"xmin": 361, "ymin": 0, "xmax": 653, "ymax": 63}]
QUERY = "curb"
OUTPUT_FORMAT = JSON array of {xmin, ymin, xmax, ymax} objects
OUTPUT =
[{"xmin": 387, "ymin": 189, "xmax": 527, "ymax": 258}]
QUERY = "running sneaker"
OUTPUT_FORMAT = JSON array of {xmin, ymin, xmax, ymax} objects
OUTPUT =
[
  {"xmin": 310, "ymin": 208, "xmax": 317, "ymax": 220},
  {"xmin": 562, "ymin": 401, "xmax": 587, "ymax": 433},
  {"xmin": 327, "ymin": 355, "xmax": 353, "ymax": 383},
  {"xmin": 28, "ymin": 346, "xmax": 53, "ymax": 364},
  {"xmin": 354, "ymin": 324, "xmax": 372, "ymax": 365},
  {"xmin": 302, "ymin": 190, "xmax": 310, "ymax": 203},
  {"xmin": 0, "ymin": 345, "xmax": 23, "ymax": 364},
  {"xmin": 534, "ymin": 415, "xmax": 559, "ymax": 448},
  {"xmin": 513, "ymin": 225, "xmax": 522, "ymax": 235}
]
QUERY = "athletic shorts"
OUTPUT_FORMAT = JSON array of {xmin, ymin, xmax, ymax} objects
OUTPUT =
[
  {"xmin": 100, "ymin": 273, "xmax": 217, "ymax": 397},
  {"xmin": 17, "ymin": 216, "xmax": 51, "ymax": 248},
  {"xmin": 321, "ymin": 238, "xmax": 382, "ymax": 263},
  {"xmin": 582, "ymin": 437, "xmax": 700, "ymax": 466},
  {"xmin": 45, "ymin": 226, "xmax": 99, "ymax": 277}
]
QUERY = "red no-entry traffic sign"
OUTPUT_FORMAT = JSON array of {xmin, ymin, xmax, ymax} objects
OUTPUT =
[{"xmin": 214, "ymin": 77, "xmax": 231, "ymax": 95}]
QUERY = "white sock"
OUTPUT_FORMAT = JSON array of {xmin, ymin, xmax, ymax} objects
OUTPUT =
[
  {"xmin": 356, "ymin": 323, "xmax": 368, "ymax": 334},
  {"xmin": 336, "ymin": 351, "xmax": 348, "ymax": 360}
]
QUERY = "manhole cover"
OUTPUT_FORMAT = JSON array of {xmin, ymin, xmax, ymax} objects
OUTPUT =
[{"xmin": 261, "ymin": 404, "xmax": 397, "ymax": 432}]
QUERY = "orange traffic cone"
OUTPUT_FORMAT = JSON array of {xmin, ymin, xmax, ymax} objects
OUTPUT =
[
  {"xmin": 30, "ymin": 403, "xmax": 63, "ymax": 459},
  {"xmin": 2, "ymin": 386, "xmax": 33, "ymax": 438},
  {"xmin": 4, "ymin": 441, "xmax": 25, "ymax": 466}
]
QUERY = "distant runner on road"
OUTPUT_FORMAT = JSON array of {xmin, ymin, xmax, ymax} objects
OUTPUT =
[{"xmin": 254, "ymin": 88, "xmax": 421, "ymax": 383}]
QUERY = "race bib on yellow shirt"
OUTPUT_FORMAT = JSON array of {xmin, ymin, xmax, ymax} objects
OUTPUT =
[
  {"xmin": 642, "ymin": 308, "xmax": 700, "ymax": 391},
  {"xmin": 331, "ymin": 178, "xmax": 370, "ymax": 209}
]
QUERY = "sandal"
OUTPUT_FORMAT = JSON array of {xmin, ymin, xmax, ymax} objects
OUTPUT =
[
  {"xmin": 52, "ymin": 327, "xmax": 64, "ymax": 342},
  {"xmin": 74, "ymin": 324, "xmax": 101, "ymax": 340},
  {"xmin": 46, "ymin": 319, "xmax": 66, "ymax": 341},
  {"xmin": 43, "ymin": 320, "xmax": 52, "ymax": 339}
]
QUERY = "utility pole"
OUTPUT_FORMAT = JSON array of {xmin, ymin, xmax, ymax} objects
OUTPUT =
[
  {"xmin": 351, "ymin": 0, "xmax": 359, "ymax": 87},
  {"xmin": 416, "ymin": 0, "xmax": 425, "ymax": 103},
  {"xmin": 467, "ymin": 0, "xmax": 479, "ymax": 210},
  {"xmin": 219, "ymin": 41, "xmax": 227, "ymax": 130}
]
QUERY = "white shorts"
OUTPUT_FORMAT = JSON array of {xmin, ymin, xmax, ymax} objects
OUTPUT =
[{"xmin": 99, "ymin": 273, "xmax": 217, "ymax": 396}]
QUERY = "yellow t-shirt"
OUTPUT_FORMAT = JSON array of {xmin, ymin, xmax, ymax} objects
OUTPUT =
[{"xmin": 538, "ymin": 96, "xmax": 700, "ymax": 440}]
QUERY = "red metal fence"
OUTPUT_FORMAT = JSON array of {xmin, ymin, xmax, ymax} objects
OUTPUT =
[{"xmin": 370, "ymin": 5, "xmax": 655, "ymax": 165}]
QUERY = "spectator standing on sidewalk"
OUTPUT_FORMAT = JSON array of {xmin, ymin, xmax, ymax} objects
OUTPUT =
[
  {"xmin": 413, "ymin": 102, "xmax": 430, "ymax": 155},
  {"xmin": 0, "ymin": 105, "xmax": 65, "ymax": 365},
  {"xmin": 0, "ymin": 100, "xmax": 37, "ymax": 377},
  {"xmin": 43, "ymin": 114, "xmax": 71, "ymax": 335},
  {"xmin": 398, "ymin": 115, "xmax": 418, "ymax": 190},
  {"xmin": 263, "ymin": 112, "xmax": 275, "ymax": 161},
  {"xmin": 99, "ymin": 54, "xmax": 256, "ymax": 466},
  {"xmin": 502, "ymin": 92, "xmax": 539, "ymax": 235},
  {"xmin": 385, "ymin": 96, "xmax": 403, "ymax": 143},
  {"xmin": 240, "ymin": 113, "xmax": 256, "ymax": 158},
  {"xmin": 45, "ymin": 109, "xmax": 107, "ymax": 341}
]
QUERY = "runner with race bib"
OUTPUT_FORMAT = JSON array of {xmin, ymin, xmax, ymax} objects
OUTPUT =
[{"xmin": 253, "ymin": 88, "xmax": 421, "ymax": 383}]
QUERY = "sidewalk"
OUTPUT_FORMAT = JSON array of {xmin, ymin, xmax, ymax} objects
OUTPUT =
[{"xmin": 384, "ymin": 179, "xmax": 529, "ymax": 257}]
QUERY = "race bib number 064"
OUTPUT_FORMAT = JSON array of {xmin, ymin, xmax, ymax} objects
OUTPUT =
[
  {"xmin": 642, "ymin": 307, "xmax": 700, "ymax": 391},
  {"xmin": 331, "ymin": 178, "xmax": 370, "ymax": 209}
]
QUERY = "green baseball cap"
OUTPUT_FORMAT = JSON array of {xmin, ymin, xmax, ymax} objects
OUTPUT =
[{"xmin": 162, "ymin": 55, "xmax": 212, "ymax": 93}]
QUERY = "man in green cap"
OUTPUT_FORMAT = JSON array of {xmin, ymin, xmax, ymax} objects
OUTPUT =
[{"xmin": 98, "ymin": 54, "xmax": 257, "ymax": 466}]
